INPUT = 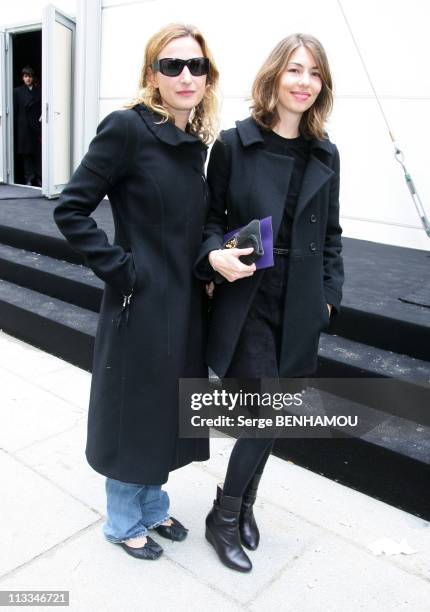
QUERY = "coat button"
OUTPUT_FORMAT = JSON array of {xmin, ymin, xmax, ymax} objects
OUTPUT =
[
  {"xmin": 310, "ymin": 214, "xmax": 317, "ymax": 223},
  {"xmin": 309, "ymin": 241, "xmax": 317, "ymax": 252}
]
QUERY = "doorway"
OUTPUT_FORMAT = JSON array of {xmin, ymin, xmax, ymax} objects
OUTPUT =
[
  {"xmin": 1, "ymin": 6, "xmax": 76, "ymax": 198},
  {"xmin": 11, "ymin": 29, "xmax": 42, "ymax": 187}
]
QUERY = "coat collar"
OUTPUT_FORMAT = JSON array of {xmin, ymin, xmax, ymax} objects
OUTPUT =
[
  {"xmin": 133, "ymin": 103, "xmax": 207, "ymax": 149},
  {"xmin": 234, "ymin": 115, "xmax": 335, "ymax": 236},
  {"xmin": 235, "ymin": 116, "xmax": 334, "ymax": 156}
]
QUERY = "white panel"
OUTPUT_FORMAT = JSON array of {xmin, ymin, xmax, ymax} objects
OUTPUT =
[
  {"xmin": 218, "ymin": 97, "xmax": 252, "ymax": 131},
  {"xmin": 339, "ymin": 0, "xmax": 430, "ymax": 98},
  {"xmin": 0, "ymin": 1, "xmax": 76, "ymax": 25},
  {"xmin": 99, "ymin": 98, "xmax": 129, "ymax": 118},
  {"xmin": 99, "ymin": 0, "xmax": 373, "ymax": 102},
  {"xmin": 102, "ymin": 0, "xmax": 155, "ymax": 6},
  {"xmin": 341, "ymin": 217, "xmax": 429, "ymax": 251},
  {"xmin": 97, "ymin": 0, "xmax": 430, "ymax": 249},
  {"xmin": 53, "ymin": 20, "xmax": 72, "ymax": 185},
  {"xmin": 0, "ymin": 32, "xmax": 5, "ymax": 183},
  {"xmin": 42, "ymin": 5, "xmax": 75, "ymax": 198},
  {"xmin": 73, "ymin": 0, "xmax": 102, "ymax": 166},
  {"xmin": 330, "ymin": 98, "xmax": 430, "ymax": 247}
]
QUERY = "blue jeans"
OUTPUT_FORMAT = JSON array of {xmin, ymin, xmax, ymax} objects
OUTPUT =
[{"xmin": 103, "ymin": 478, "xmax": 170, "ymax": 543}]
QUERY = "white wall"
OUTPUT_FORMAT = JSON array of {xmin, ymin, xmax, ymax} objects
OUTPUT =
[
  {"xmin": 1, "ymin": 0, "xmax": 76, "ymax": 25},
  {"xmin": 90, "ymin": 0, "xmax": 430, "ymax": 250}
]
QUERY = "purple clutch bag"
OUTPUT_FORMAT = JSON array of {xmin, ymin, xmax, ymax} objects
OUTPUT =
[{"xmin": 223, "ymin": 216, "xmax": 274, "ymax": 270}]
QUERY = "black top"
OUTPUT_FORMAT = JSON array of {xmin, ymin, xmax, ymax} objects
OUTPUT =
[{"xmin": 261, "ymin": 129, "xmax": 310, "ymax": 249}]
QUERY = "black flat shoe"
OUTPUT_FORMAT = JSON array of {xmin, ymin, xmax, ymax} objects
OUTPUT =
[
  {"xmin": 154, "ymin": 516, "xmax": 189, "ymax": 542},
  {"xmin": 118, "ymin": 535, "xmax": 163, "ymax": 560}
]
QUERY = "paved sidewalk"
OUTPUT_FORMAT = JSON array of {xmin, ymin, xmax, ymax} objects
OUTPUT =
[{"xmin": 0, "ymin": 329, "xmax": 429, "ymax": 611}]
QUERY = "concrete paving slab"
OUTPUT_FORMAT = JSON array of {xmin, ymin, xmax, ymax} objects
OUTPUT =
[
  {"xmin": 254, "ymin": 452, "xmax": 430, "ymax": 582},
  {"xmin": 0, "ymin": 331, "xmax": 67, "ymax": 376},
  {"xmin": 15, "ymin": 425, "xmax": 238, "ymax": 517},
  {"xmin": 0, "ymin": 524, "xmax": 243, "ymax": 612},
  {"xmin": 196, "ymin": 435, "xmax": 430, "ymax": 582},
  {"xmin": 154, "ymin": 463, "xmax": 318, "ymax": 604},
  {"xmin": 15, "ymin": 419, "xmax": 106, "ymax": 515},
  {"xmin": 0, "ymin": 451, "xmax": 100, "ymax": 577},
  {"xmin": 2, "ymin": 330, "xmax": 430, "ymax": 611},
  {"xmin": 0, "ymin": 368, "xmax": 85, "ymax": 452},
  {"xmin": 248, "ymin": 530, "xmax": 430, "ymax": 612},
  {"xmin": 31, "ymin": 365, "xmax": 91, "ymax": 412}
]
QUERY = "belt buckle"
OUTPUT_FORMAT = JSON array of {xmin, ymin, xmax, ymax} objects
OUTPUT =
[{"xmin": 273, "ymin": 247, "xmax": 289, "ymax": 256}]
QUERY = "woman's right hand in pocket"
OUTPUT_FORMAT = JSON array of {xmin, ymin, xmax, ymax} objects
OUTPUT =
[{"xmin": 208, "ymin": 248, "xmax": 256, "ymax": 282}]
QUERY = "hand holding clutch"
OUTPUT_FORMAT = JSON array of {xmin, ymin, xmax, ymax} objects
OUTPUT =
[
  {"xmin": 209, "ymin": 218, "xmax": 272, "ymax": 283},
  {"xmin": 209, "ymin": 248, "xmax": 256, "ymax": 283},
  {"xmin": 222, "ymin": 219, "xmax": 264, "ymax": 265}
]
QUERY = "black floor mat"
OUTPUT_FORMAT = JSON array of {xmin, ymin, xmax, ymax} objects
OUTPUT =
[
  {"xmin": 0, "ymin": 184, "xmax": 42, "ymax": 199},
  {"xmin": 399, "ymin": 282, "xmax": 430, "ymax": 308}
]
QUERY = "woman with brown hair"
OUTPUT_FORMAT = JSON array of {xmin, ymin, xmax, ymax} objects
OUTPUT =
[
  {"xmin": 54, "ymin": 23, "xmax": 219, "ymax": 560},
  {"xmin": 195, "ymin": 33, "xmax": 344, "ymax": 572}
]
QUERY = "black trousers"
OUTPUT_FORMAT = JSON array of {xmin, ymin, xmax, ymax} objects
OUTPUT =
[
  {"xmin": 22, "ymin": 150, "xmax": 41, "ymax": 184},
  {"xmin": 223, "ymin": 254, "xmax": 289, "ymax": 497}
]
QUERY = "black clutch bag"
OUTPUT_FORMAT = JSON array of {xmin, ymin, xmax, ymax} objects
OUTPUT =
[
  {"xmin": 222, "ymin": 219, "xmax": 264, "ymax": 265},
  {"xmin": 213, "ymin": 219, "xmax": 265, "ymax": 284}
]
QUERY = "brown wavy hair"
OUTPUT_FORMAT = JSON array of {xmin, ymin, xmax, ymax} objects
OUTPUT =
[
  {"xmin": 124, "ymin": 23, "xmax": 219, "ymax": 144},
  {"xmin": 251, "ymin": 33, "xmax": 333, "ymax": 140}
]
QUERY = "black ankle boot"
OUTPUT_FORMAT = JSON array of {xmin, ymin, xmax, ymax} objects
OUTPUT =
[
  {"xmin": 239, "ymin": 473, "xmax": 261, "ymax": 550},
  {"xmin": 205, "ymin": 485, "xmax": 252, "ymax": 572}
]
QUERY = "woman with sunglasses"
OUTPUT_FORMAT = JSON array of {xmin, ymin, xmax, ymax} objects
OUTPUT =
[
  {"xmin": 54, "ymin": 23, "xmax": 219, "ymax": 561},
  {"xmin": 195, "ymin": 33, "xmax": 344, "ymax": 572}
]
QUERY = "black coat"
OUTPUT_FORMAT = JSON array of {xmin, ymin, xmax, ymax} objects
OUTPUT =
[
  {"xmin": 13, "ymin": 84, "xmax": 41, "ymax": 154},
  {"xmin": 54, "ymin": 104, "xmax": 210, "ymax": 484},
  {"xmin": 195, "ymin": 116, "xmax": 344, "ymax": 378}
]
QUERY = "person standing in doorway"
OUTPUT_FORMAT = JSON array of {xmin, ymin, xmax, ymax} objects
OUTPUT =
[
  {"xmin": 13, "ymin": 66, "xmax": 42, "ymax": 187},
  {"xmin": 54, "ymin": 23, "xmax": 219, "ymax": 560}
]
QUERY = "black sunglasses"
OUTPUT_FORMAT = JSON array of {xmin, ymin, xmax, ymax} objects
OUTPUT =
[{"xmin": 151, "ymin": 57, "xmax": 209, "ymax": 77}]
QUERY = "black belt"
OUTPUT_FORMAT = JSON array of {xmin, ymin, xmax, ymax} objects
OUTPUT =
[{"xmin": 273, "ymin": 247, "xmax": 290, "ymax": 255}]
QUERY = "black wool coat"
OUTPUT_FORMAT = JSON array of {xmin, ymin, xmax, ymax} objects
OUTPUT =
[
  {"xmin": 195, "ymin": 116, "xmax": 344, "ymax": 378},
  {"xmin": 54, "ymin": 104, "xmax": 210, "ymax": 484},
  {"xmin": 13, "ymin": 84, "xmax": 41, "ymax": 154}
]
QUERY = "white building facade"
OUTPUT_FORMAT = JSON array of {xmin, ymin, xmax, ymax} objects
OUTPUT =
[{"xmin": 1, "ymin": 0, "xmax": 429, "ymax": 250}]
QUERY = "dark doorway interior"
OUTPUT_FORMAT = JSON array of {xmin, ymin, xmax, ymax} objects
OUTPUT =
[{"xmin": 12, "ymin": 29, "xmax": 42, "ymax": 186}]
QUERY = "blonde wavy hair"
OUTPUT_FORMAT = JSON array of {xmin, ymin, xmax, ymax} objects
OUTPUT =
[
  {"xmin": 251, "ymin": 33, "xmax": 333, "ymax": 140},
  {"xmin": 124, "ymin": 23, "xmax": 219, "ymax": 145}
]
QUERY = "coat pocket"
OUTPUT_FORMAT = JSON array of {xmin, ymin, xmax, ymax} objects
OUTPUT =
[
  {"xmin": 113, "ymin": 248, "xmax": 136, "ymax": 329},
  {"xmin": 319, "ymin": 278, "xmax": 330, "ymax": 331},
  {"xmin": 123, "ymin": 247, "xmax": 138, "ymax": 291},
  {"xmin": 321, "ymin": 300, "xmax": 330, "ymax": 331}
]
